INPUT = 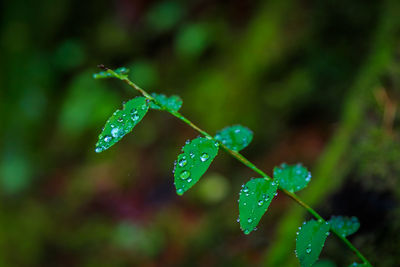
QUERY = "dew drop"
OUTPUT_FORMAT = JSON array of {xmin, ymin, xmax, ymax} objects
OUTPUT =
[
  {"xmin": 104, "ymin": 135, "xmax": 112, "ymax": 142},
  {"xmin": 95, "ymin": 147, "xmax": 103, "ymax": 153},
  {"xmin": 258, "ymin": 200, "xmax": 264, "ymax": 206},
  {"xmin": 117, "ymin": 117, "xmax": 123, "ymax": 122},
  {"xmin": 111, "ymin": 128, "xmax": 120, "ymax": 138},
  {"xmin": 200, "ymin": 153, "xmax": 209, "ymax": 162},
  {"xmin": 178, "ymin": 157, "xmax": 187, "ymax": 167},
  {"xmin": 306, "ymin": 247, "xmax": 312, "ymax": 254},
  {"xmin": 189, "ymin": 152, "xmax": 195, "ymax": 158},
  {"xmin": 132, "ymin": 114, "xmax": 139, "ymax": 121},
  {"xmin": 242, "ymin": 187, "xmax": 249, "ymax": 193},
  {"xmin": 177, "ymin": 188, "xmax": 184, "ymax": 195},
  {"xmin": 180, "ymin": 170, "xmax": 190, "ymax": 180},
  {"xmin": 247, "ymin": 218, "xmax": 253, "ymax": 223},
  {"xmin": 187, "ymin": 178, "xmax": 192, "ymax": 183}
]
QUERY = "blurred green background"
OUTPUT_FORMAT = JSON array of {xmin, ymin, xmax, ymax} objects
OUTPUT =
[{"xmin": 1, "ymin": 0, "xmax": 400, "ymax": 266}]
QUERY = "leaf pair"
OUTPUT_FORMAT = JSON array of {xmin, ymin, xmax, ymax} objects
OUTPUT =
[
  {"xmin": 95, "ymin": 93, "xmax": 182, "ymax": 153},
  {"xmin": 296, "ymin": 216, "xmax": 360, "ymax": 267},
  {"xmin": 237, "ymin": 163, "xmax": 312, "ymax": 235},
  {"xmin": 173, "ymin": 125, "xmax": 253, "ymax": 195}
]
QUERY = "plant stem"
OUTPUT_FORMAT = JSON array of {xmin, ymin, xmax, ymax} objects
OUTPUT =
[{"xmin": 108, "ymin": 69, "xmax": 372, "ymax": 266}]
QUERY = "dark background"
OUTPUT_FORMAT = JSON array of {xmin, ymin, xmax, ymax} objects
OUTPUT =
[{"xmin": 1, "ymin": 0, "xmax": 400, "ymax": 266}]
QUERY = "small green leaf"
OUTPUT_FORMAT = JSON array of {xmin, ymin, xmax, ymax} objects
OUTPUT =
[
  {"xmin": 296, "ymin": 220, "xmax": 330, "ymax": 267},
  {"xmin": 273, "ymin": 163, "xmax": 311, "ymax": 192},
  {"xmin": 95, "ymin": 97, "xmax": 149, "ymax": 153},
  {"xmin": 150, "ymin": 93, "xmax": 183, "ymax": 112},
  {"xmin": 174, "ymin": 137, "xmax": 219, "ymax": 195},
  {"xmin": 328, "ymin": 216, "xmax": 360, "ymax": 237},
  {"xmin": 215, "ymin": 125, "xmax": 253, "ymax": 151},
  {"xmin": 93, "ymin": 67, "xmax": 129, "ymax": 79},
  {"xmin": 238, "ymin": 178, "xmax": 278, "ymax": 234}
]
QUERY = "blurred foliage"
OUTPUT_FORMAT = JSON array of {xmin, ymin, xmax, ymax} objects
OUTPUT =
[{"xmin": 0, "ymin": 0, "xmax": 399, "ymax": 266}]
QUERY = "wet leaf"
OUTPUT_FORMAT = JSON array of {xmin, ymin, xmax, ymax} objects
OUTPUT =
[
  {"xmin": 93, "ymin": 67, "xmax": 129, "ymax": 79},
  {"xmin": 328, "ymin": 216, "xmax": 360, "ymax": 237},
  {"xmin": 174, "ymin": 137, "xmax": 219, "ymax": 195},
  {"xmin": 273, "ymin": 163, "xmax": 311, "ymax": 192},
  {"xmin": 95, "ymin": 97, "xmax": 149, "ymax": 152},
  {"xmin": 238, "ymin": 178, "xmax": 278, "ymax": 234},
  {"xmin": 150, "ymin": 93, "xmax": 183, "ymax": 112},
  {"xmin": 296, "ymin": 220, "xmax": 330, "ymax": 267},
  {"xmin": 215, "ymin": 125, "xmax": 253, "ymax": 151}
]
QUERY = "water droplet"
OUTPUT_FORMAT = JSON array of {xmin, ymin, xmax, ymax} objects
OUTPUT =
[
  {"xmin": 180, "ymin": 170, "xmax": 190, "ymax": 180},
  {"xmin": 189, "ymin": 152, "xmax": 195, "ymax": 158},
  {"xmin": 200, "ymin": 153, "xmax": 209, "ymax": 162},
  {"xmin": 236, "ymin": 217, "xmax": 240, "ymax": 223},
  {"xmin": 271, "ymin": 181, "xmax": 276, "ymax": 186},
  {"xmin": 306, "ymin": 247, "xmax": 311, "ymax": 254},
  {"xmin": 247, "ymin": 218, "xmax": 253, "ymax": 223},
  {"xmin": 187, "ymin": 178, "xmax": 192, "ymax": 182},
  {"xmin": 111, "ymin": 128, "xmax": 120, "ymax": 138},
  {"xmin": 132, "ymin": 114, "xmax": 139, "ymax": 121},
  {"xmin": 243, "ymin": 187, "xmax": 249, "ymax": 193},
  {"xmin": 177, "ymin": 188, "xmax": 184, "ymax": 194},
  {"xmin": 95, "ymin": 147, "xmax": 102, "ymax": 153},
  {"xmin": 117, "ymin": 117, "xmax": 123, "ymax": 122},
  {"xmin": 244, "ymin": 229, "xmax": 250, "ymax": 234},
  {"xmin": 258, "ymin": 200, "xmax": 264, "ymax": 206},
  {"xmin": 178, "ymin": 157, "xmax": 187, "ymax": 167},
  {"xmin": 104, "ymin": 135, "xmax": 112, "ymax": 142}
]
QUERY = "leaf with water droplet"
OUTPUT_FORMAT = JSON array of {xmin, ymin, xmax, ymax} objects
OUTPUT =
[
  {"xmin": 296, "ymin": 220, "xmax": 330, "ymax": 267},
  {"xmin": 238, "ymin": 178, "xmax": 278, "ymax": 234},
  {"xmin": 328, "ymin": 216, "xmax": 360, "ymax": 237},
  {"xmin": 95, "ymin": 97, "xmax": 149, "ymax": 152},
  {"xmin": 149, "ymin": 93, "xmax": 183, "ymax": 112},
  {"xmin": 174, "ymin": 137, "xmax": 219, "ymax": 195},
  {"xmin": 273, "ymin": 163, "xmax": 311, "ymax": 193},
  {"xmin": 214, "ymin": 125, "xmax": 253, "ymax": 151},
  {"xmin": 93, "ymin": 67, "xmax": 129, "ymax": 79}
]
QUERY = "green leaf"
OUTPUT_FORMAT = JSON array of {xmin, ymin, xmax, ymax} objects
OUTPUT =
[
  {"xmin": 93, "ymin": 67, "xmax": 129, "ymax": 79},
  {"xmin": 238, "ymin": 178, "xmax": 278, "ymax": 234},
  {"xmin": 174, "ymin": 137, "xmax": 219, "ymax": 195},
  {"xmin": 273, "ymin": 163, "xmax": 311, "ymax": 192},
  {"xmin": 214, "ymin": 125, "xmax": 253, "ymax": 151},
  {"xmin": 95, "ymin": 97, "xmax": 149, "ymax": 153},
  {"xmin": 150, "ymin": 93, "xmax": 183, "ymax": 112},
  {"xmin": 328, "ymin": 216, "xmax": 360, "ymax": 237},
  {"xmin": 296, "ymin": 220, "xmax": 330, "ymax": 267}
]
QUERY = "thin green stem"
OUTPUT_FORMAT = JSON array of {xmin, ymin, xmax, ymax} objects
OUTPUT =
[{"xmin": 107, "ymin": 69, "xmax": 372, "ymax": 266}]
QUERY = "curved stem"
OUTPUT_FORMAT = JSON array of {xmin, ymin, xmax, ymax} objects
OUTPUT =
[{"xmin": 106, "ymin": 69, "xmax": 372, "ymax": 266}]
